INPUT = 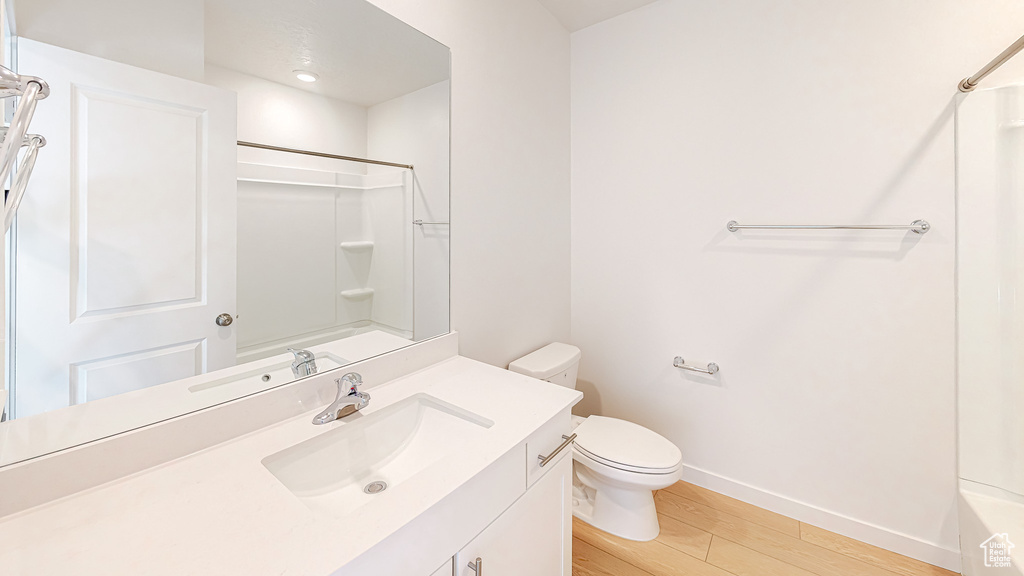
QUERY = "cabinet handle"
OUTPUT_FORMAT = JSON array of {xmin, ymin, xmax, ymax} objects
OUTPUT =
[
  {"xmin": 467, "ymin": 557, "xmax": 482, "ymax": 574},
  {"xmin": 537, "ymin": 433, "xmax": 576, "ymax": 467}
]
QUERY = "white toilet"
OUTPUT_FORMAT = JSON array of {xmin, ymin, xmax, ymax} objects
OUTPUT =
[{"xmin": 509, "ymin": 342, "xmax": 683, "ymax": 541}]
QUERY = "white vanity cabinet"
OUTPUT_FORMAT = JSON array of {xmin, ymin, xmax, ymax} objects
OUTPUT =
[
  {"xmin": 430, "ymin": 559, "xmax": 454, "ymax": 576},
  {"xmin": 452, "ymin": 447, "xmax": 572, "ymax": 576},
  {"xmin": 0, "ymin": 346, "xmax": 585, "ymax": 576}
]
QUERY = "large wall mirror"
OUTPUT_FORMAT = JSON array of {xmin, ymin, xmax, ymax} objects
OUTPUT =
[{"xmin": 0, "ymin": 0, "xmax": 450, "ymax": 465}]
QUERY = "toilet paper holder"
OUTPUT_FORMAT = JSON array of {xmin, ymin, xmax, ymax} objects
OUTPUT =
[{"xmin": 673, "ymin": 356, "xmax": 720, "ymax": 375}]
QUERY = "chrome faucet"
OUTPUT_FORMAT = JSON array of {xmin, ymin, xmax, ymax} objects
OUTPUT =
[
  {"xmin": 312, "ymin": 372, "xmax": 370, "ymax": 425},
  {"xmin": 288, "ymin": 348, "xmax": 318, "ymax": 378}
]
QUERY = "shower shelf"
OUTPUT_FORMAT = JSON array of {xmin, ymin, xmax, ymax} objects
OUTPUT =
[
  {"xmin": 340, "ymin": 288, "xmax": 375, "ymax": 300},
  {"xmin": 237, "ymin": 177, "xmax": 362, "ymax": 191},
  {"xmin": 339, "ymin": 241, "xmax": 374, "ymax": 251}
]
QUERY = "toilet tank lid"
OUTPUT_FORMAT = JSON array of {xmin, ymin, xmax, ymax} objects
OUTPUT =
[{"xmin": 508, "ymin": 342, "xmax": 581, "ymax": 379}]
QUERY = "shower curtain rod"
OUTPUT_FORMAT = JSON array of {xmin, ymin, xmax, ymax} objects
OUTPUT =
[
  {"xmin": 960, "ymin": 32, "xmax": 1024, "ymax": 92},
  {"xmin": 236, "ymin": 140, "xmax": 413, "ymax": 170}
]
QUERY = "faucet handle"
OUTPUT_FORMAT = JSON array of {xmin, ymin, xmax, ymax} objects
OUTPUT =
[
  {"xmin": 337, "ymin": 372, "xmax": 363, "ymax": 396},
  {"xmin": 288, "ymin": 348, "xmax": 314, "ymax": 361}
]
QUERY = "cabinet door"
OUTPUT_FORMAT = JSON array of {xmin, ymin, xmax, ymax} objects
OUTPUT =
[
  {"xmin": 454, "ymin": 451, "xmax": 571, "ymax": 576},
  {"xmin": 526, "ymin": 409, "xmax": 574, "ymax": 487}
]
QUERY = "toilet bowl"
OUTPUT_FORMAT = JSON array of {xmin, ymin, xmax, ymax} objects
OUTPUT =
[{"xmin": 509, "ymin": 343, "xmax": 683, "ymax": 541}]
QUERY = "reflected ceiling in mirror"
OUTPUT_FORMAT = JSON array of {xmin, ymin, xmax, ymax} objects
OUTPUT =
[
  {"xmin": 0, "ymin": 0, "xmax": 450, "ymax": 466},
  {"xmin": 205, "ymin": 0, "xmax": 449, "ymax": 107}
]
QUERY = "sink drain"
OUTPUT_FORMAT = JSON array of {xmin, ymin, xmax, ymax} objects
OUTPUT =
[{"xmin": 363, "ymin": 480, "xmax": 388, "ymax": 494}]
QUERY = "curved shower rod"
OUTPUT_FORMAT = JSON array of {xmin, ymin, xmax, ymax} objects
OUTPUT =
[{"xmin": 960, "ymin": 32, "xmax": 1024, "ymax": 93}]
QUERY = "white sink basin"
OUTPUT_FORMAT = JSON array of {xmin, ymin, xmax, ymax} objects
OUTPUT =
[
  {"xmin": 261, "ymin": 394, "xmax": 493, "ymax": 517},
  {"xmin": 188, "ymin": 353, "xmax": 347, "ymax": 393}
]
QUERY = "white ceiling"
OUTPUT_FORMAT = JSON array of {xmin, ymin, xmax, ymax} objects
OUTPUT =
[
  {"xmin": 536, "ymin": 0, "xmax": 660, "ymax": 32},
  {"xmin": 204, "ymin": 0, "xmax": 450, "ymax": 107}
]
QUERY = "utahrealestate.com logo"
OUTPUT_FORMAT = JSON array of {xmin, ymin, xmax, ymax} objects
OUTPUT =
[{"xmin": 980, "ymin": 533, "xmax": 1015, "ymax": 568}]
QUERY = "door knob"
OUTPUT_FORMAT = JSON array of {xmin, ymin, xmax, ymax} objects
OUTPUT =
[{"xmin": 215, "ymin": 313, "xmax": 234, "ymax": 327}]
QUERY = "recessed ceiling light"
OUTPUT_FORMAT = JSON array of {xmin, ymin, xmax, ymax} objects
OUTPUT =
[{"xmin": 294, "ymin": 70, "xmax": 319, "ymax": 83}]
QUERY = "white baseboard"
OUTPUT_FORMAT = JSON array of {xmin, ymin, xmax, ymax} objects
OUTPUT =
[{"xmin": 679, "ymin": 464, "xmax": 962, "ymax": 573}]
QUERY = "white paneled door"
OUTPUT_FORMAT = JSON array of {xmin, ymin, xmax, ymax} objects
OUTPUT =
[{"xmin": 13, "ymin": 39, "xmax": 237, "ymax": 418}]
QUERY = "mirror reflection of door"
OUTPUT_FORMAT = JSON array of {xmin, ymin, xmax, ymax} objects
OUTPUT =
[{"xmin": 13, "ymin": 39, "xmax": 238, "ymax": 418}]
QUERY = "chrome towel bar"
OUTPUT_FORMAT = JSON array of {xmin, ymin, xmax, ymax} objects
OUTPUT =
[
  {"xmin": 0, "ymin": 65, "xmax": 49, "ymax": 230},
  {"xmin": 0, "ymin": 65, "xmax": 49, "ymax": 100},
  {"xmin": 673, "ymin": 356, "xmax": 720, "ymax": 375},
  {"xmin": 727, "ymin": 220, "xmax": 930, "ymax": 234},
  {"xmin": 413, "ymin": 220, "xmax": 449, "ymax": 226},
  {"xmin": 3, "ymin": 133, "xmax": 45, "ymax": 232}
]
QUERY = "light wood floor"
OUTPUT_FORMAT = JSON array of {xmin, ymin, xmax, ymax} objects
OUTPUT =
[{"xmin": 571, "ymin": 481, "xmax": 959, "ymax": 576}]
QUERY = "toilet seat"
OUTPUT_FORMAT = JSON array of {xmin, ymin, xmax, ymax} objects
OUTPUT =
[
  {"xmin": 572, "ymin": 416, "xmax": 682, "ymax": 474},
  {"xmin": 574, "ymin": 444, "xmax": 682, "ymax": 475}
]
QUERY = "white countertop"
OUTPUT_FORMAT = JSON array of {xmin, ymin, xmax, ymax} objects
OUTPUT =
[
  {"xmin": 0, "ymin": 356, "xmax": 581, "ymax": 575},
  {"xmin": 0, "ymin": 330, "xmax": 416, "ymax": 467}
]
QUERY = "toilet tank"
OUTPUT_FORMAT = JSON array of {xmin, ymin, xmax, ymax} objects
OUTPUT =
[{"xmin": 508, "ymin": 343, "xmax": 581, "ymax": 389}]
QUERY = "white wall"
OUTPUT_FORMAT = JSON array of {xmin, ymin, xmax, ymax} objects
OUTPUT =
[
  {"xmin": 14, "ymin": 0, "xmax": 204, "ymax": 81},
  {"xmin": 570, "ymin": 0, "xmax": 1024, "ymax": 569},
  {"xmin": 204, "ymin": 65, "xmax": 368, "ymax": 164},
  {"xmin": 368, "ymin": 0, "xmax": 571, "ymax": 367},
  {"xmin": 368, "ymin": 80, "xmax": 451, "ymax": 342}
]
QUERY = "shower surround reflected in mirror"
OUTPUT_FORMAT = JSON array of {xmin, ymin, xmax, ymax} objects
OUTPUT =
[{"xmin": 0, "ymin": 0, "xmax": 450, "ymax": 465}]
